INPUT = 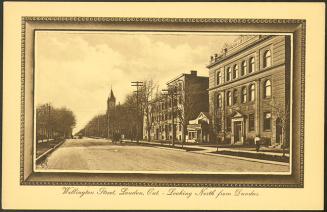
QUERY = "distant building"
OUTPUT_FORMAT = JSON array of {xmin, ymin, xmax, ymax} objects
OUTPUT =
[
  {"xmin": 143, "ymin": 70, "xmax": 209, "ymax": 143},
  {"xmin": 207, "ymin": 35, "xmax": 291, "ymax": 147}
]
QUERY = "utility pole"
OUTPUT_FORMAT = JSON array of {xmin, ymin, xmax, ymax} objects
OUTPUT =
[{"xmin": 131, "ymin": 81, "xmax": 143, "ymax": 143}]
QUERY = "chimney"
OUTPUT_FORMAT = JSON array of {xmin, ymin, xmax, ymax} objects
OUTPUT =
[
  {"xmin": 190, "ymin": 70, "xmax": 197, "ymax": 76},
  {"xmin": 224, "ymin": 48, "xmax": 228, "ymax": 55}
]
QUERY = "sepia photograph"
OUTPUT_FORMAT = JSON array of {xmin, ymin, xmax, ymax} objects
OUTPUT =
[
  {"xmin": 34, "ymin": 31, "xmax": 291, "ymax": 174},
  {"xmin": 3, "ymin": 2, "xmax": 324, "ymax": 210},
  {"xmin": 14, "ymin": 15, "xmax": 307, "ymax": 187}
]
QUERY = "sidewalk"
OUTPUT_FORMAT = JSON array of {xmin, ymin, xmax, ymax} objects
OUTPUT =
[
  {"xmin": 36, "ymin": 138, "xmax": 65, "ymax": 164},
  {"xmin": 125, "ymin": 139, "xmax": 289, "ymax": 165},
  {"xmin": 135, "ymin": 139, "xmax": 288, "ymax": 156}
]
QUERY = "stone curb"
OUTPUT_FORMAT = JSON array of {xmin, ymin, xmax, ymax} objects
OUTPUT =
[{"xmin": 36, "ymin": 140, "xmax": 65, "ymax": 164}]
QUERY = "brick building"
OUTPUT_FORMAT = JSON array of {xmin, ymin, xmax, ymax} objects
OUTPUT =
[
  {"xmin": 143, "ymin": 70, "xmax": 209, "ymax": 143},
  {"xmin": 207, "ymin": 35, "xmax": 291, "ymax": 147}
]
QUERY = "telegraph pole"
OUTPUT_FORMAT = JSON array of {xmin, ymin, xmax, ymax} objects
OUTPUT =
[{"xmin": 131, "ymin": 81, "xmax": 143, "ymax": 143}]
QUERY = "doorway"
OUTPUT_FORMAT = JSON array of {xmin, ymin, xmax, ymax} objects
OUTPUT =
[{"xmin": 234, "ymin": 121, "xmax": 242, "ymax": 143}]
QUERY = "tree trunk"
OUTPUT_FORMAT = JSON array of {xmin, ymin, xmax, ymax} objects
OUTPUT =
[{"xmin": 147, "ymin": 128, "xmax": 151, "ymax": 142}]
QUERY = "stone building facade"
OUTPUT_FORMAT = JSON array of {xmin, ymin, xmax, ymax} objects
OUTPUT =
[
  {"xmin": 207, "ymin": 35, "xmax": 291, "ymax": 147},
  {"xmin": 143, "ymin": 70, "xmax": 209, "ymax": 142}
]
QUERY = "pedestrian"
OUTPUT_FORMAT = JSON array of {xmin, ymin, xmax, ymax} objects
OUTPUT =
[{"xmin": 255, "ymin": 135, "xmax": 261, "ymax": 152}]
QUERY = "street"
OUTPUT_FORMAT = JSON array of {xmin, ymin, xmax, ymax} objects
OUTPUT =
[{"xmin": 37, "ymin": 137, "xmax": 289, "ymax": 172}]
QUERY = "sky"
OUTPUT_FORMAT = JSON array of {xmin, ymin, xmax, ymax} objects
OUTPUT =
[{"xmin": 35, "ymin": 31, "xmax": 238, "ymax": 133}]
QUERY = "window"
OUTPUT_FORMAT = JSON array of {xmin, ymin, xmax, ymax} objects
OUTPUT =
[
  {"xmin": 216, "ymin": 71, "xmax": 222, "ymax": 85},
  {"xmin": 226, "ymin": 67, "xmax": 232, "ymax": 81},
  {"xmin": 264, "ymin": 80, "xmax": 272, "ymax": 98},
  {"xmin": 227, "ymin": 91, "xmax": 232, "ymax": 106},
  {"xmin": 249, "ymin": 84, "xmax": 255, "ymax": 101},
  {"xmin": 263, "ymin": 112, "xmax": 272, "ymax": 130},
  {"xmin": 226, "ymin": 116, "xmax": 231, "ymax": 131},
  {"xmin": 233, "ymin": 89, "xmax": 238, "ymax": 105},
  {"xmin": 249, "ymin": 57, "xmax": 255, "ymax": 73},
  {"xmin": 217, "ymin": 94, "xmax": 222, "ymax": 108},
  {"xmin": 249, "ymin": 114, "xmax": 255, "ymax": 131},
  {"xmin": 241, "ymin": 61, "xmax": 247, "ymax": 76},
  {"xmin": 241, "ymin": 87, "xmax": 247, "ymax": 103},
  {"xmin": 233, "ymin": 64, "xmax": 239, "ymax": 79},
  {"xmin": 263, "ymin": 50, "xmax": 272, "ymax": 68}
]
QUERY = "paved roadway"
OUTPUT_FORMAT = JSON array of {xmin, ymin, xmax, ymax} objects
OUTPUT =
[{"xmin": 36, "ymin": 137, "xmax": 289, "ymax": 172}]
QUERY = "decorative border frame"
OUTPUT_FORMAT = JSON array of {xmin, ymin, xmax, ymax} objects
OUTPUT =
[{"xmin": 20, "ymin": 17, "xmax": 305, "ymax": 187}]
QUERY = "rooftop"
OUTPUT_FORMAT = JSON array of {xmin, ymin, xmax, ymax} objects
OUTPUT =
[{"xmin": 207, "ymin": 35, "xmax": 270, "ymax": 68}]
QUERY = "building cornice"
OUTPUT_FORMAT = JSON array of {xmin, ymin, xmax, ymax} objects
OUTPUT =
[{"xmin": 206, "ymin": 35, "xmax": 273, "ymax": 69}]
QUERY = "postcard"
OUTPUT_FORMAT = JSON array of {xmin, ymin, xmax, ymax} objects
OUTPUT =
[{"xmin": 2, "ymin": 2, "xmax": 325, "ymax": 210}]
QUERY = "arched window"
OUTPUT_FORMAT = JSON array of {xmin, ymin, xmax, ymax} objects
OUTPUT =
[
  {"xmin": 249, "ymin": 84, "xmax": 255, "ymax": 101},
  {"xmin": 227, "ymin": 91, "xmax": 232, "ymax": 106},
  {"xmin": 233, "ymin": 89, "xmax": 238, "ymax": 104},
  {"xmin": 216, "ymin": 71, "xmax": 222, "ymax": 85},
  {"xmin": 249, "ymin": 57, "xmax": 255, "ymax": 73},
  {"xmin": 264, "ymin": 80, "xmax": 272, "ymax": 98},
  {"xmin": 226, "ymin": 67, "xmax": 232, "ymax": 81},
  {"xmin": 217, "ymin": 94, "xmax": 222, "ymax": 108},
  {"xmin": 241, "ymin": 87, "xmax": 247, "ymax": 103},
  {"xmin": 241, "ymin": 61, "xmax": 247, "ymax": 76},
  {"xmin": 263, "ymin": 50, "xmax": 272, "ymax": 68},
  {"xmin": 233, "ymin": 64, "xmax": 238, "ymax": 79}
]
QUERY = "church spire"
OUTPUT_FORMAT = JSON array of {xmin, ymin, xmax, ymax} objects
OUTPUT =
[
  {"xmin": 109, "ymin": 86, "xmax": 115, "ymax": 101},
  {"xmin": 107, "ymin": 85, "xmax": 116, "ymax": 114}
]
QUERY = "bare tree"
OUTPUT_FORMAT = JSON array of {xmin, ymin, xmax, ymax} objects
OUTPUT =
[
  {"xmin": 172, "ymin": 82, "xmax": 204, "ymax": 147},
  {"xmin": 268, "ymin": 97, "xmax": 290, "ymax": 156},
  {"xmin": 140, "ymin": 79, "xmax": 159, "ymax": 142}
]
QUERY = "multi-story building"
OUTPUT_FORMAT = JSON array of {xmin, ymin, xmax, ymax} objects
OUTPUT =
[
  {"xmin": 143, "ymin": 70, "xmax": 209, "ymax": 142},
  {"xmin": 207, "ymin": 35, "xmax": 291, "ymax": 147}
]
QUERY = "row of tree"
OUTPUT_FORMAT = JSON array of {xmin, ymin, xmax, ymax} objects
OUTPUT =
[
  {"xmin": 79, "ymin": 78, "xmax": 201, "ymax": 146},
  {"xmin": 36, "ymin": 103, "xmax": 76, "ymax": 142},
  {"xmin": 78, "ymin": 92, "xmax": 140, "ymax": 140}
]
